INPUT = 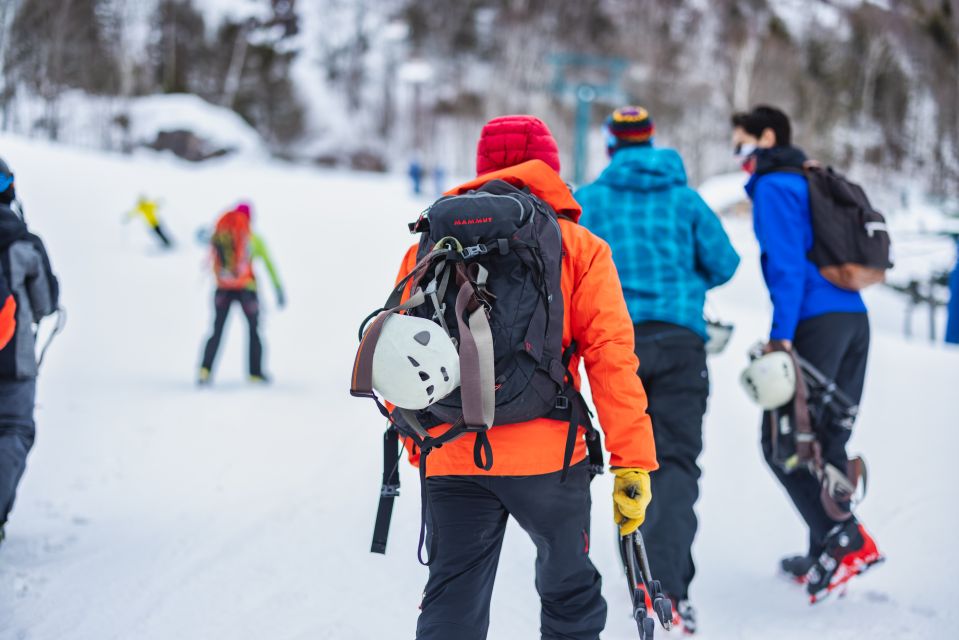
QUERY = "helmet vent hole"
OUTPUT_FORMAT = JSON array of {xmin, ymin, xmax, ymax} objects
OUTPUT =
[
  {"xmin": 414, "ymin": 331, "xmax": 431, "ymax": 346},
  {"xmin": 440, "ymin": 367, "xmax": 450, "ymax": 382},
  {"xmin": 418, "ymin": 371, "xmax": 430, "ymax": 381},
  {"xmin": 407, "ymin": 356, "xmax": 420, "ymax": 367},
  {"xmin": 426, "ymin": 385, "xmax": 435, "ymax": 396}
]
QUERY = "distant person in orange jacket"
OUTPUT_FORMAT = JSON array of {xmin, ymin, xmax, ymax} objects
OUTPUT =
[
  {"xmin": 394, "ymin": 116, "xmax": 658, "ymax": 640},
  {"xmin": 198, "ymin": 203, "xmax": 284, "ymax": 386}
]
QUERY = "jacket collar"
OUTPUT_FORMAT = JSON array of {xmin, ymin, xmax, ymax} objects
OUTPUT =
[
  {"xmin": 447, "ymin": 160, "xmax": 582, "ymax": 222},
  {"xmin": 0, "ymin": 204, "xmax": 28, "ymax": 250},
  {"xmin": 753, "ymin": 145, "xmax": 808, "ymax": 176}
]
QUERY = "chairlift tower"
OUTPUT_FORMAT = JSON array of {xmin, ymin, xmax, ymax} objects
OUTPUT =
[{"xmin": 548, "ymin": 53, "xmax": 628, "ymax": 186}]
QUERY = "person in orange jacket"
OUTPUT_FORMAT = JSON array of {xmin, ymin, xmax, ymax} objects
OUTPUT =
[{"xmin": 394, "ymin": 115, "xmax": 657, "ymax": 640}]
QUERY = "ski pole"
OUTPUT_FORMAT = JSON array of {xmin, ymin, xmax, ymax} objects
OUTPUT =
[
  {"xmin": 620, "ymin": 488, "xmax": 673, "ymax": 638},
  {"xmin": 36, "ymin": 306, "xmax": 66, "ymax": 370},
  {"xmin": 621, "ymin": 531, "xmax": 655, "ymax": 639},
  {"xmin": 633, "ymin": 530, "xmax": 673, "ymax": 629}
]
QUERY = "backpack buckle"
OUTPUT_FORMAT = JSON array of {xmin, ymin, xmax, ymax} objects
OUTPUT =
[
  {"xmin": 461, "ymin": 244, "xmax": 488, "ymax": 259},
  {"xmin": 554, "ymin": 395, "xmax": 570, "ymax": 411},
  {"xmin": 380, "ymin": 483, "xmax": 400, "ymax": 498}
]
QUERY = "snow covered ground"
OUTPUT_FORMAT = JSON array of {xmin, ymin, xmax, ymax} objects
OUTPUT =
[{"xmin": 0, "ymin": 134, "xmax": 956, "ymax": 639}]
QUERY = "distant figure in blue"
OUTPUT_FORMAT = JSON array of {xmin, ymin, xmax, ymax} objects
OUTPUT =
[
  {"xmin": 431, "ymin": 164, "xmax": 446, "ymax": 199},
  {"xmin": 947, "ymin": 237, "xmax": 959, "ymax": 344},
  {"xmin": 408, "ymin": 158, "xmax": 424, "ymax": 195}
]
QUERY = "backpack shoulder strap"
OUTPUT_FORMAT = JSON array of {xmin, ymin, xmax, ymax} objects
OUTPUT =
[{"xmin": 547, "ymin": 341, "xmax": 605, "ymax": 481}]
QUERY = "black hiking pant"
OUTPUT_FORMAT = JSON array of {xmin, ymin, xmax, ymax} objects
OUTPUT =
[
  {"xmin": 416, "ymin": 461, "xmax": 605, "ymax": 640},
  {"xmin": 633, "ymin": 322, "xmax": 709, "ymax": 601},
  {"xmin": 200, "ymin": 289, "xmax": 263, "ymax": 377},
  {"xmin": 151, "ymin": 223, "xmax": 173, "ymax": 248},
  {"xmin": 761, "ymin": 312, "xmax": 869, "ymax": 556},
  {"xmin": 0, "ymin": 379, "xmax": 36, "ymax": 526}
]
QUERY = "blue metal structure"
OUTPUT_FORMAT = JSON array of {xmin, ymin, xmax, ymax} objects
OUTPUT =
[{"xmin": 548, "ymin": 53, "xmax": 628, "ymax": 186}]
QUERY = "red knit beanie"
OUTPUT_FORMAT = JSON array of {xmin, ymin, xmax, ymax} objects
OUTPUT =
[{"xmin": 475, "ymin": 115, "xmax": 561, "ymax": 177}]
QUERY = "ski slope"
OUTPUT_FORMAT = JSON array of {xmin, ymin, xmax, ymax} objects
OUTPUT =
[{"xmin": 0, "ymin": 134, "xmax": 956, "ymax": 639}]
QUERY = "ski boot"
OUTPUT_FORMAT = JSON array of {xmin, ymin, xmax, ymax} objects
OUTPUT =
[
  {"xmin": 197, "ymin": 367, "xmax": 211, "ymax": 387},
  {"xmin": 668, "ymin": 597, "xmax": 697, "ymax": 635},
  {"xmin": 249, "ymin": 373, "xmax": 271, "ymax": 385},
  {"xmin": 779, "ymin": 554, "xmax": 815, "ymax": 584},
  {"xmin": 806, "ymin": 519, "xmax": 884, "ymax": 603}
]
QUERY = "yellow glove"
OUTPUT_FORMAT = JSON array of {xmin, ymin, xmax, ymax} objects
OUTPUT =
[{"xmin": 612, "ymin": 468, "xmax": 652, "ymax": 536}]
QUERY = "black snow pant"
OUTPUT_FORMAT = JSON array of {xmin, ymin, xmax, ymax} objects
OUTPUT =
[
  {"xmin": 416, "ymin": 461, "xmax": 606, "ymax": 640},
  {"xmin": 761, "ymin": 312, "xmax": 870, "ymax": 556},
  {"xmin": 633, "ymin": 322, "xmax": 709, "ymax": 601},
  {"xmin": 0, "ymin": 379, "xmax": 36, "ymax": 526},
  {"xmin": 200, "ymin": 289, "xmax": 263, "ymax": 377},
  {"xmin": 151, "ymin": 223, "xmax": 173, "ymax": 248}
]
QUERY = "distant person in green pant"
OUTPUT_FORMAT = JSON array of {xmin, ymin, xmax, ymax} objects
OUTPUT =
[{"xmin": 198, "ymin": 203, "xmax": 284, "ymax": 386}]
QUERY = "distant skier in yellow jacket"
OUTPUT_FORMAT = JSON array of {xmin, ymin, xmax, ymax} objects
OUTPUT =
[{"xmin": 126, "ymin": 196, "xmax": 174, "ymax": 248}]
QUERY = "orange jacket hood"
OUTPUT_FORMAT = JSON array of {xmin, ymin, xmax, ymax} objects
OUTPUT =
[{"xmin": 445, "ymin": 159, "xmax": 582, "ymax": 223}]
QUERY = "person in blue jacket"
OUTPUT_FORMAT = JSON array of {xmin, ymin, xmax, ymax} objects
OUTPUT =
[
  {"xmin": 577, "ymin": 106, "xmax": 739, "ymax": 633},
  {"xmin": 947, "ymin": 237, "xmax": 959, "ymax": 345},
  {"xmin": 732, "ymin": 106, "xmax": 883, "ymax": 602}
]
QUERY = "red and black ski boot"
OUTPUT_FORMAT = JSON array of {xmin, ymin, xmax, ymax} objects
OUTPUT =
[
  {"xmin": 779, "ymin": 554, "xmax": 815, "ymax": 584},
  {"xmin": 667, "ymin": 597, "xmax": 697, "ymax": 635},
  {"xmin": 806, "ymin": 519, "xmax": 884, "ymax": 604}
]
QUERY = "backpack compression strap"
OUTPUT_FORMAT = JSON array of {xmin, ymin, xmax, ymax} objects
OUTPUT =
[
  {"xmin": 371, "ymin": 427, "xmax": 402, "ymax": 555},
  {"xmin": 786, "ymin": 350, "xmax": 862, "ymax": 520},
  {"xmin": 453, "ymin": 262, "xmax": 495, "ymax": 430},
  {"xmin": 788, "ymin": 349, "xmax": 816, "ymax": 464}
]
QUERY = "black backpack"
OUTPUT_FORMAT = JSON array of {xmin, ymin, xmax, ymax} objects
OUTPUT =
[
  {"xmin": 351, "ymin": 179, "xmax": 602, "ymax": 560},
  {"xmin": 802, "ymin": 166, "xmax": 893, "ymax": 290},
  {"xmin": 0, "ymin": 207, "xmax": 60, "ymax": 378},
  {"xmin": 407, "ymin": 179, "xmax": 569, "ymax": 428}
]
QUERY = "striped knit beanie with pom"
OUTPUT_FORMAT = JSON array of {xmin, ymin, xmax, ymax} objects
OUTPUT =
[{"xmin": 605, "ymin": 106, "xmax": 654, "ymax": 155}]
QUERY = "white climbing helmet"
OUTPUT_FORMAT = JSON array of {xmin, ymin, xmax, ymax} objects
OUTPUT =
[
  {"xmin": 740, "ymin": 351, "xmax": 797, "ymax": 410},
  {"xmin": 371, "ymin": 314, "xmax": 461, "ymax": 410}
]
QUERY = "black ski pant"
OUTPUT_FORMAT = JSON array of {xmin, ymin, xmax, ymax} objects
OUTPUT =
[
  {"xmin": 633, "ymin": 322, "xmax": 709, "ymax": 601},
  {"xmin": 151, "ymin": 223, "xmax": 173, "ymax": 248},
  {"xmin": 416, "ymin": 461, "xmax": 605, "ymax": 640},
  {"xmin": 200, "ymin": 289, "xmax": 263, "ymax": 376},
  {"xmin": 761, "ymin": 312, "xmax": 870, "ymax": 556},
  {"xmin": 0, "ymin": 379, "xmax": 36, "ymax": 526}
]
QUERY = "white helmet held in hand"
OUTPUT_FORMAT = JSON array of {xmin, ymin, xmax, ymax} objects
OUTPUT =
[
  {"xmin": 371, "ymin": 314, "xmax": 460, "ymax": 410},
  {"xmin": 740, "ymin": 351, "xmax": 797, "ymax": 410}
]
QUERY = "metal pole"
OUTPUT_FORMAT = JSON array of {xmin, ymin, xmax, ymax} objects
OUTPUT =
[
  {"xmin": 929, "ymin": 278, "xmax": 937, "ymax": 343},
  {"xmin": 574, "ymin": 84, "xmax": 597, "ymax": 187}
]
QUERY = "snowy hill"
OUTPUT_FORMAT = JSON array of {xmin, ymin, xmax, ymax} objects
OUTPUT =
[{"xmin": 0, "ymin": 134, "xmax": 956, "ymax": 639}]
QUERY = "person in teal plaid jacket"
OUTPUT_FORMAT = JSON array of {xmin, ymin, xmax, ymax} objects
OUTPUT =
[{"xmin": 575, "ymin": 106, "xmax": 739, "ymax": 633}]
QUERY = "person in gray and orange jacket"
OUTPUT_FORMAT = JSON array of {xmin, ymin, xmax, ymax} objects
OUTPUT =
[{"xmin": 0, "ymin": 157, "xmax": 60, "ymax": 546}]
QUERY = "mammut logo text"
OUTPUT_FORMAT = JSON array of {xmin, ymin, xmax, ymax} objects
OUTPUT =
[{"xmin": 454, "ymin": 217, "xmax": 493, "ymax": 226}]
